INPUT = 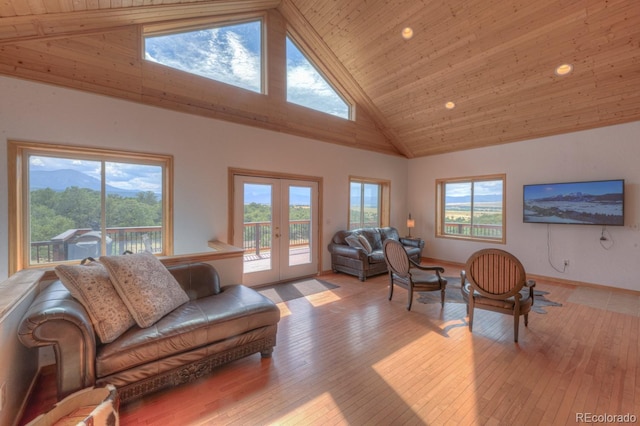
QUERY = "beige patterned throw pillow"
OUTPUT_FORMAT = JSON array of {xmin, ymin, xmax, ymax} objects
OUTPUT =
[
  {"xmin": 55, "ymin": 260, "xmax": 136, "ymax": 343},
  {"xmin": 100, "ymin": 251, "xmax": 189, "ymax": 328}
]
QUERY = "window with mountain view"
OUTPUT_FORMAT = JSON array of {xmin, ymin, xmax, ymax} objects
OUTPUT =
[
  {"xmin": 8, "ymin": 141, "xmax": 173, "ymax": 274},
  {"xmin": 436, "ymin": 175, "xmax": 506, "ymax": 243},
  {"xmin": 286, "ymin": 35, "xmax": 350, "ymax": 119},
  {"xmin": 144, "ymin": 20, "xmax": 263, "ymax": 93}
]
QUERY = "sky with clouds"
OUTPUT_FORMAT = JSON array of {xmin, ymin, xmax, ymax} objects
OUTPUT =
[
  {"xmin": 30, "ymin": 155, "xmax": 162, "ymax": 193},
  {"xmin": 30, "ymin": 21, "xmax": 349, "ymax": 199},
  {"xmin": 144, "ymin": 20, "xmax": 349, "ymax": 119}
]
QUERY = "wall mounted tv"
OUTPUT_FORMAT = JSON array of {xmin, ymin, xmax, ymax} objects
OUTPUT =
[{"xmin": 523, "ymin": 179, "xmax": 625, "ymax": 226}]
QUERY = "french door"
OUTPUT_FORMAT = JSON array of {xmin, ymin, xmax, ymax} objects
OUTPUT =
[{"xmin": 233, "ymin": 175, "xmax": 319, "ymax": 286}]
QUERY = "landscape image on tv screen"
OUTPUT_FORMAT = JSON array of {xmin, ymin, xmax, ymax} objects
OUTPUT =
[{"xmin": 523, "ymin": 179, "xmax": 624, "ymax": 226}]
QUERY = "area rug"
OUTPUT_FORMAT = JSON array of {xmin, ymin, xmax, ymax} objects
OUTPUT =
[
  {"xmin": 257, "ymin": 278, "xmax": 339, "ymax": 304},
  {"xmin": 417, "ymin": 277, "xmax": 562, "ymax": 314}
]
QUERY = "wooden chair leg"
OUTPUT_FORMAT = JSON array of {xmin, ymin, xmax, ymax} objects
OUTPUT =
[
  {"xmin": 388, "ymin": 278, "xmax": 394, "ymax": 301},
  {"xmin": 514, "ymin": 315, "xmax": 520, "ymax": 342},
  {"xmin": 440, "ymin": 289, "xmax": 445, "ymax": 307},
  {"xmin": 468, "ymin": 305, "xmax": 474, "ymax": 332},
  {"xmin": 524, "ymin": 313, "xmax": 529, "ymax": 327},
  {"xmin": 407, "ymin": 290, "xmax": 413, "ymax": 311}
]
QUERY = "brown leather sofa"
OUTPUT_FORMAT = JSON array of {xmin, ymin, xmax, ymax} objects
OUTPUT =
[
  {"xmin": 328, "ymin": 226, "xmax": 424, "ymax": 281},
  {"xmin": 18, "ymin": 262, "xmax": 280, "ymax": 402}
]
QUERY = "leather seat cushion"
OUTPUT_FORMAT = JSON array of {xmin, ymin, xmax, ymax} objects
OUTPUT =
[
  {"xmin": 368, "ymin": 250, "xmax": 386, "ymax": 264},
  {"xmin": 462, "ymin": 282, "xmax": 533, "ymax": 310},
  {"xmin": 96, "ymin": 285, "xmax": 280, "ymax": 378}
]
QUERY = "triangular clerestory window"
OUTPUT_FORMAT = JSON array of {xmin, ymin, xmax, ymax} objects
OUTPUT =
[{"xmin": 286, "ymin": 35, "xmax": 351, "ymax": 120}]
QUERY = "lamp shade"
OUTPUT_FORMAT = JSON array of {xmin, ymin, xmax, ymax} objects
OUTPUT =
[{"xmin": 406, "ymin": 219, "xmax": 415, "ymax": 228}]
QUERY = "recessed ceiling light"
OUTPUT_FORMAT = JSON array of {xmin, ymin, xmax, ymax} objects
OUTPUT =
[
  {"xmin": 445, "ymin": 101, "xmax": 456, "ymax": 109},
  {"xmin": 555, "ymin": 63, "xmax": 573, "ymax": 76},
  {"xmin": 402, "ymin": 27, "xmax": 414, "ymax": 40}
]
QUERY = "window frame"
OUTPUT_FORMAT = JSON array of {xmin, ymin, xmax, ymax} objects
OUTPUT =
[
  {"xmin": 348, "ymin": 176, "xmax": 390, "ymax": 230},
  {"xmin": 8, "ymin": 140, "xmax": 174, "ymax": 275},
  {"xmin": 435, "ymin": 174, "xmax": 506, "ymax": 244},
  {"xmin": 142, "ymin": 13, "xmax": 267, "ymax": 94}
]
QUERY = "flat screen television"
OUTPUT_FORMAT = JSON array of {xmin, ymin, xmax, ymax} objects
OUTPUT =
[{"xmin": 523, "ymin": 179, "xmax": 624, "ymax": 226}]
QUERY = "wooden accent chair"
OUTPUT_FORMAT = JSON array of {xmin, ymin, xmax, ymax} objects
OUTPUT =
[
  {"xmin": 383, "ymin": 239, "xmax": 447, "ymax": 311},
  {"xmin": 461, "ymin": 248, "xmax": 536, "ymax": 342}
]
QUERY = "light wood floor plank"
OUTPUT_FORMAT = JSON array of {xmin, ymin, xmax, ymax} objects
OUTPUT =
[{"xmin": 20, "ymin": 262, "xmax": 640, "ymax": 425}]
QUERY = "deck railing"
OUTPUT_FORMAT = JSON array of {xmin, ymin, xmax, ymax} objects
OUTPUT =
[
  {"xmin": 443, "ymin": 222, "xmax": 502, "ymax": 238},
  {"xmin": 242, "ymin": 220, "xmax": 310, "ymax": 256},
  {"xmin": 30, "ymin": 226, "xmax": 162, "ymax": 264}
]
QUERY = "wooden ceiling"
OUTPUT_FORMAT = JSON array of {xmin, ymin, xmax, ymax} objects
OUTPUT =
[{"xmin": 0, "ymin": 0, "xmax": 639, "ymax": 158}]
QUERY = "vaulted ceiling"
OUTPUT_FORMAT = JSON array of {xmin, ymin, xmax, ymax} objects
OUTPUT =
[{"xmin": 1, "ymin": 0, "xmax": 639, "ymax": 158}]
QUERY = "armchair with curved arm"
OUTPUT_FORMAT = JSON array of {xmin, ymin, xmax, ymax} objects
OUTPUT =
[
  {"xmin": 383, "ymin": 239, "xmax": 447, "ymax": 311},
  {"xmin": 461, "ymin": 248, "xmax": 536, "ymax": 342}
]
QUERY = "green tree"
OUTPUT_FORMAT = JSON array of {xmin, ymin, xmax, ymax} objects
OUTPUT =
[
  {"xmin": 107, "ymin": 195, "xmax": 160, "ymax": 227},
  {"xmin": 53, "ymin": 187, "xmax": 101, "ymax": 229},
  {"xmin": 30, "ymin": 204, "xmax": 75, "ymax": 242},
  {"xmin": 244, "ymin": 202, "xmax": 271, "ymax": 222}
]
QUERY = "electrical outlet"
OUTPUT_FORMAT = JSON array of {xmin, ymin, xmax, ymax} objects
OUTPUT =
[
  {"xmin": 0, "ymin": 381, "xmax": 6, "ymax": 412},
  {"xmin": 564, "ymin": 260, "xmax": 570, "ymax": 267}
]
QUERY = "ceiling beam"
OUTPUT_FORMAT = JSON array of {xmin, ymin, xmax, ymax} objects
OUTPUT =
[
  {"xmin": 277, "ymin": 0, "xmax": 413, "ymax": 158},
  {"xmin": 0, "ymin": 0, "xmax": 281, "ymax": 44}
]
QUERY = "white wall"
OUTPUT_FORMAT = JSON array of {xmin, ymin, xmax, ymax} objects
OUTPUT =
[
  {"xmin": 0, "ymin": 75, "xmax": 409, "ymax": 281},
  {"xmin": 409, "ymin": 121, "xmax": 640, "ymax": 290}
]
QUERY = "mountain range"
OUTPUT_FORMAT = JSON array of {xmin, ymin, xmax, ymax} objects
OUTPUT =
[{"xmin": 30, "ymin": 169, "xmax": 146, "ymax": 198}]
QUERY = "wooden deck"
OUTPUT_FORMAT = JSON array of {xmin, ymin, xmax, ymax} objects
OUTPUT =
[
  {"xmin": 243, "ymin": 246, "xmax": 311, "ymax": 274},
  {"xmin": 21, "ymin": 259, "xmax": 640, "ymax": 425}
]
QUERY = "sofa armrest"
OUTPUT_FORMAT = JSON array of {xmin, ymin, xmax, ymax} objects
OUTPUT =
[
  {"xmin": 18, "ymin": 281, "xmax": 97, "ymax": 400},
  {"xmin": 327, "ymin": 243, "xmax": 368, "ymax": 261},
  {"xmin": 399, "ymin": 237, "xmax": 425, "ymax": 250},
  {"xmin": 169, "ymin": 262, "xmax": 222, "ymax": 300}
]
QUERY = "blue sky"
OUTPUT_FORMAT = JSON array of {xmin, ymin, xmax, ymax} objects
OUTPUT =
[
  {"xmin": 29, "ymin": 155, "xmax": 162, "ymax": 193},
  {"xmin": 32, "ymin": 22, "xmax": 350, "ymax": 199},
  {"xmin": 145, "ymin": 20, "xmax": 349, "ymax": 119}
]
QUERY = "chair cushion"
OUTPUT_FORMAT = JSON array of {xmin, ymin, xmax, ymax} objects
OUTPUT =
[
  {"xmin": 462, "ymin": 282, "xmax": 533, "ymax": 310},
  {"xmin": 368, "ymin": 250, "xmax": 386, "ymax": 264},
  {"xmin": 410, "ymin": 269, "xmax": 447, "ymax": 290},
  {"xmin": 101, "ymin": 251, "xmax": 190, "ymax": 328},
  {"xmin": 55, "ymin": 260, "xmax": 136, "ymax": 344}
]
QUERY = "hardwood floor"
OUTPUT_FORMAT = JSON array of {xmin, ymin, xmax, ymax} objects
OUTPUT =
[{"xmin": 21, "ymin": 262, "xmax": 640, "ymax": 425}]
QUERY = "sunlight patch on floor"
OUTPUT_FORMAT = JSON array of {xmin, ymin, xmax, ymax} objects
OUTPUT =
[
  {"xmin": 270, "ymin": 391, "xmax": 346, "ymax": 424},
  {"xmin": 307, "ymin": 290, "xmax": 342, "ymax": 307}
]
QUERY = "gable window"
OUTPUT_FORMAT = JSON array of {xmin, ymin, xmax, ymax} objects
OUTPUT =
[
  {"xmin": 349, "ymin": 177, "xmax": 390, "ymax": 229},
  {"xmin": 8, "ymin": 141, "xmax": 173, "ymax": 275},
  {"xmin": 436, "ymin": 174, "xmax": 506, "ymax": 243},
  {"xmin": 144, "ymin": 19, "xmax": 263, "ymax": 93},
  {"xmin": 286, "ymin": 35, "xmax": 351, "ymax": 119}
]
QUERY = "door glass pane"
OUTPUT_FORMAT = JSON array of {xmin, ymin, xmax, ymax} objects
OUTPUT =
[
  {"xmin": 243, "ymin": 183, "xmax": 272, "ymax": 273},
  {"xmin": 444, "ymin": 182, "xmax": 472, "ymax": 236},
  {"xmin": 289, "ymin": 186, "xmax": 311, "ymax": 266},
  {"xmin": 28, "ymin": 155, "xmax": 102, "ymax": 264},
  {"xmin": 105, "ymin": 162, "xmax": 163, "ymax": 255}
]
